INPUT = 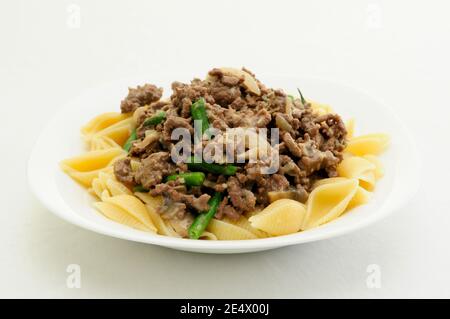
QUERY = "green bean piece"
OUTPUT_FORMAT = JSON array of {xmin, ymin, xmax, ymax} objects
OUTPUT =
[
  {"xmin": 188, "ymin": 192, "xmax": 222, "ymax": 240},
  {"xmin": 123, "ymin": 129, "xmax": 137, "ymax": 152},
  {"xmin": 133, "ymin": 185, "xmax": 149, "ymax": 193},
  {"xmin": 143, "ymin": 111, "xmax": 166, "ymax": 127},
  {"xmin": 186, "ymin": 156, "xmax": 238, "ymax": 176},
  {"xmin": 166, "ymin": 172, "xmax": 205, "ymax": 187},
  {"xmin": 190, "ymin": 98, "xmax": 210, "ymax": 139}
]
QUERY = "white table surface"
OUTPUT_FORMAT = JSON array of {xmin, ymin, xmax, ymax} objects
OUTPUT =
[{"xmin": 1, "ymin": 0, "xmax": 449, "ymax": 298}]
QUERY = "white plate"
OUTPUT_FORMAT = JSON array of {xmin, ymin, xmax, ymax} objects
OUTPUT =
[{"xmin": 28, "ymin": 75, "xmax": 420, "ymax": 254}]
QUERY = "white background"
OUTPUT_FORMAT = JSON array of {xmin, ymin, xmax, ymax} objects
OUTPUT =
[{"xmin": 1, "ymin": 0, "xmax": 449, "ymax": 298}]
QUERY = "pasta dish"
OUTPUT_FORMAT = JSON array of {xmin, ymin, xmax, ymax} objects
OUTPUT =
[{"xmin": 60, "ymin": 68, "xmax": 389, "ymax": 240}]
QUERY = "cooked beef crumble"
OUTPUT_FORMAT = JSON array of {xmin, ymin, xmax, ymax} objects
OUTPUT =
[{"xmin": 114, "ymin": 68, "xmax": 347, "ymax": 237}]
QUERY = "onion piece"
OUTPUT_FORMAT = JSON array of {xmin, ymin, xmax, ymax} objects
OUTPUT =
[{"xmin": 275, "ymin": 114, "xmax": 294, "ymax": 133}]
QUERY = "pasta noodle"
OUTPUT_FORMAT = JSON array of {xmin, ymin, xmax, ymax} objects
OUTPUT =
[
  {"xmin": 104, "ymin": 195, "xmax": 157, "ymax": 232},
  {"xmin": 91, "ymin": 117, "xmax": 135, "ymax": 147},
  {"xmin": 61, "ymin": 148, "xmax": 124, "ymax": 172},
  {"xmin": 363, "ymin": 154, "xmax": 384, "ymax": 179},
  {"xmin": 133, "ymin": 192, "xmax": 182, "ymax": 237},
  {"xmin": 81, "ymin": 112, "xmax": 130, "ymax": 138},
  {"xmin": 347, "ymin": 186, "xmax": 371, "ymax": 210},
  {"xmin": 94, "ymin": 201, "xmax": 151, "ymax": 232},
  {"xmin": 223, "ymin": 216, "xmax": 269, "ymax": 238},
  {"xmin": 143, "ymin": 203, "xmax": 181, "ymax": 238},
  {"xmin": 60, "ymin": 148, "xmax": 124, "ymax": 187},
  {"xmin": 249, "ymin": 199, "xmax": 306, "ymax": 236},
  {"xmin": 134, "ymin": 192, "xmax": 164, "ymax": 210},
  {"xmin": 337, "ymin": 156, "xmax": 377, "ymax": 191},
  {"xmin": 345, "ymin": 133, "xmax": 390, "ymax": 156},
  {"xmin": 89, "ymin": 136, "xmax": 122, "ymax": 151},
  {"xmin": 105, "ymin": 178, "xmax": 133, "ymax": 196},
  {"xmin": 302, "ymin": 178, "xmax": 359, "ymax": 230},
  {"xmin": 206, "ymin": 219, "xmax": 258, "ymax": 240},
  {"xmin": 199, "ymin": 232, "xmax": 218, "ymax": 240},
  {"xmin": 313, "ymin": 177, "xmax": 371, "ymax": 210}
]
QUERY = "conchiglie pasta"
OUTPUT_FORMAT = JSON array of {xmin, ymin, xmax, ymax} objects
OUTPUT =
[
  {"xmin": 93, "ymin": 201, "xmax": 150, "ymax": 232},
  {"xmin": 92, "ymin": 117, "xmax": 135, "ymax": 147},
  {"xmin": 106, "ymin": 178, "xmax": 132, "ymax": 196},
  {"xmin": 143, "ymin": 202, "xmax": 180, "ymax": 237},
  {"xmin": 358, "ymin": 170, "xmax": 376, "ymax": 191},
  {"xmin": 90, "ymin": 136, "xmax": 122, "ymax": 151},
  {"xmin": 206, "ymin": 219, "xmax": 258, "ymax": 240},
  {"xmin": 223, "ymin": 216, "xmax": 268, "ymax": 238},
  {"xmin": 249, "ymin": 199, "xmax": 306, "ymax": 236},
  {"xmin": 337, "ymin": 156, "xmax": 377, "ymax": 190},
  {"xmin": 82, "ymin": 112, "xmax": 130, "ymax": 138},
  {"xmin": 62, "ymin": 169, "xmax": 104, "ymax": 188},
  {"xmin": 134, "ymin": 192, "xmax": 163, "ymax": 210},
  {"xmin": 100, "ymin": 189, "xmax": 111, "ymax": 202},
  {"xmin": 313, "ymin": 177, "xmax": 347, "ymax": 189},
  {"xmin": 199, "ymin": 231, "xmax": 218, "ymax": 240},
  {"xmin": 302, "ymin": 178, "xmax": 358, "ymax": 230},
  {"xmin": 363, "ymin": 155, "xmax": 384, "ymax": 179},
  {"xmin": 104, "ymin": 195, "xmax": 157, "ymax": 232},
  {"xmin": 313, "ymin": 177, "xmax": 371, "ymax": 211},
  {"xmin": 91, "ymin": 177, "xmax": 108, "ymax": 199},
  {"xmin": 60, "ymin": 148, "xmax": 124, "ymax": 187},
  {"xmin": 345, "ymin": 133, "xmax": 390, "ymax": 156},
  {"xmin": 61, "ymin": 148, "xmax": 125, "ymax": 172},
  {"xmin": 347, "ymin": 186, "xmax": 371, "ymax": 210}
]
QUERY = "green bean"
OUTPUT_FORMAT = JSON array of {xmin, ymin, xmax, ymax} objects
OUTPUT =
[
  {"xmin": 123, "ymin": 129, "xmax": 137, "ymax": 152},
  {"xmin": 188, "ymin": 192, "xmax": 222, "ymax": 239},
  {"xmin": 190, "ymin": 98, "xmax": 210, "ymax": 139},
  {"xmin": 133, "ymin": 185, "xmax": 149, "ymax": 193},
  {"xmin": 143, "ymin": 111, "xmax": 166, "ymax": 127},
  {"xmin": 186, "ymin": 156, "xmax": 238, "ymax": 176},
  {"xmin": 166, "ymin": 172, "xmax": 205, "ymax": 186}
]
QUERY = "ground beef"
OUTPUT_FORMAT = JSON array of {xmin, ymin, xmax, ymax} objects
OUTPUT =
[
  {"xmin": 113, "ymin": 158, "xmax": 134, "ymax": 186},
  {"xmin": 239, "ymin": 108, "xmax": 272, "ymax": 128},
  {"xmin": 315, "ymin": 113, "xmax": 347, "ymax": 153},
  {"xmin": 282, "ymin": 132, "xmax": 303, "ymax": 157},
  {"xmin": 170, "ymin": 80, "xmax": 212, "ymax": 111},
  {"xmin": 114, "ymin": 68, "xmax": 348, "ymax": 227},
  {"xmin": 129, "ymin": 131, "xmax": 160, "ymax": 158},
  {"xmin": 215, "ymin": 197, "xmax": 240, "ymax": 220},
  {"xmin": 278, "ymin": 155, "xmax": 304, "ymax": 184},
  {"xmin": 207, "ymin": 69, "xmax": 243, "ymax": 107},
  {"xmin": 134, "ymin": 100, "xmax": 172, "ymax": 127},
  {"xmin": 135, "ymin": 152, "xmax": 175, "ymax": 189},
  {"xmin": 243, "ymin": 161, "xmax": 291, "ymax": 205},
  {"xmin": 227, "ymin": 176, "xmax": 256, "ymax": 213},
  {"xmin": 151, "ymin": 181, "xmax": 211, "ymax": 213},
  {"xmin": 162, "ymin": 115, "xmax": 194, "ymax": 144},
  {"xmin": 120, "ymin": 84, "xmax": 163, "ymax": 113}
]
